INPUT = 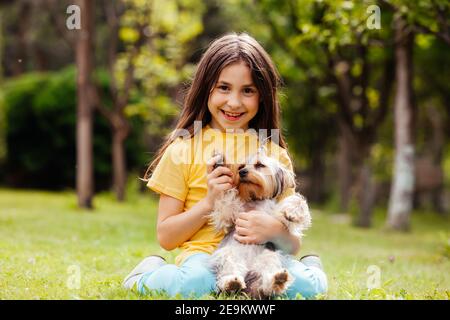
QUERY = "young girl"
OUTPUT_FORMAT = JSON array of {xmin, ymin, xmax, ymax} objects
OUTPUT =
[{"xmin": 123, "ymin": 33, "xmax": 327, "ymax": 299}]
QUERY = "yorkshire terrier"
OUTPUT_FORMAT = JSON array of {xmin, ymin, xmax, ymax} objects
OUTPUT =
[{"xmin": 209, "ymin": 148, "xmax": 311, "ymax": 299}]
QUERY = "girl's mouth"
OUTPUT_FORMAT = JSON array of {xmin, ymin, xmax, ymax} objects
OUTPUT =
[{"xmin": 221, "ymin": 110, "xmax": 245, "ymax": 121}]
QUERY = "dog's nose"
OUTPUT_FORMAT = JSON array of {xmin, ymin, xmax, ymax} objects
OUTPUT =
[{"xmin": 239, "ymin": 168, "xmax": 248, "ymax": 178}]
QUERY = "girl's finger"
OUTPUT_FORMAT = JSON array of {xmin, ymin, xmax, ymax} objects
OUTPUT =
[
  {"xmin": 235, "ymin": 226, "xmax": 250, "ymax": 236},
  {"xmin": 210, "ymin": 175, "xmax": 233, "ymax": 185},
  {"xmin": 210, "ymin": 166, "xmax": 233, "ymax": 178},
  {"xmin": 236, "ymin": 211, "xmax": 250, "ymax": 221},
  {"xmin": 234, "ymin": 233, "xmax": 254, "ymax": 244},
  {"xmin": 217, "ymin": 183, "xmax": 233, "ymax": 192},
  {"xmin": 235, "ymin": 218, "xmax": 250, "ymax": 228}
]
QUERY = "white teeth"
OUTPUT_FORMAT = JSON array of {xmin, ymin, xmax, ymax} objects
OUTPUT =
[{"xmin": 223, "ymin": 110, "xmax": 243, "ymax": 117}]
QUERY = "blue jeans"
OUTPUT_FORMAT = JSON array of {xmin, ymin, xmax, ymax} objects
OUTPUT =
[{"xmin": 138, "ymin": 253, "xmax": 328, "ymax": 299}]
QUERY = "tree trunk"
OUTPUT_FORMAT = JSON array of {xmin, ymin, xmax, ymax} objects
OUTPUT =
[
  {"xmin": 426, "ymin": 105, "xmax": 446, "ymax": 214},
  {"xmin": 98, "ymin": 1, "xmax": 133, "ymax": 202},
  {"xmin": 33, "ymin": 46, "xmax": 49, "ymax": 71},
  {"xmin": 308, "ymin": 145, "xmax": 326, "ymax": 203},
  {"xmin": 349, "ymin": 139, "xmax": 375, "ymax": 228},
  {"xmin": 337, "ymin": 126, "xmax": 353, "ymax": 212},
  {"xmin": 0, "ymin": 9, "xmax": 3, "ymax": 81},
  {"xmin": 387, "ymin": 16, "xmax": 415, "ymax": 231},
  {"xmin": 12, "ymin": 1, "xmax": 31, "ymax": 75},
  {"xmin": 355, "ymin": 163, "xmax": 376, "ymax": 227},
  {"xmin": 76, "ymin": 0, "xmax": 95, "ymax": 209},
  {"xmin": 112, "ymin": 127, "xmax": 127, "ymax": 202}
]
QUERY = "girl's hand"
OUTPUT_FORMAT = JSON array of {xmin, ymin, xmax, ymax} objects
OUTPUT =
[
  {"xmin": 234, "ymin": 210, "xmax": 285, "ymax": 245},
  {"xmin": 204, "ymin": 154, "xmax": 235, "ymax": 209}
]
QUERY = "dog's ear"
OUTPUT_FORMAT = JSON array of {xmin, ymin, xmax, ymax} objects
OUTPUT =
[{"xmin": 274, "ymin": 166, "xmax": 296, "ymax": 197}]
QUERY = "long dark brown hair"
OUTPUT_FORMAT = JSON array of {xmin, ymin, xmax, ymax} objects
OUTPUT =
[{"xmin": 144, "ymin": 32, "xmax": 287, "ymax": 179}]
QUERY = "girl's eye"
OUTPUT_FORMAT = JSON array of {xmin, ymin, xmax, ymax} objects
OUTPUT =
[
  {"xmin": 255, "ymin": 162, "xmax": 265, "ymax": 169},
  {"xmin": 218, "ymin": 85, "xmax": 229, "ymax": 92},
  {"xmin": 243, "ymin": 87, "xmax": 256, "ymax": 95}
]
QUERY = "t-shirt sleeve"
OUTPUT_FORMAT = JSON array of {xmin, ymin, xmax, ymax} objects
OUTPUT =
[
  {"xmin": 146, "ymin": 140, "xmax": 189, "ymax": 202},
  {"xmin": 275, "ymin": 147, "xmax": 296, "ymax": 202}
]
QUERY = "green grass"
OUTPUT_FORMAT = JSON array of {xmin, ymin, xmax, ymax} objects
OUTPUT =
[{"xmin": 0, "ymin": 188, "xmax": 449, "ymax": 300}]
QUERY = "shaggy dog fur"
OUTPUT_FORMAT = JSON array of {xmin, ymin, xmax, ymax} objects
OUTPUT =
[{"xmin": 209, "ymin": 149, "xmax": 311, "ymax": 299}]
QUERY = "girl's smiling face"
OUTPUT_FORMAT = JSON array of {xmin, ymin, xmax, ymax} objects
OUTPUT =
[{"xmin": 208, "ymin": 60, "xmax": 260, "ymax": 132}]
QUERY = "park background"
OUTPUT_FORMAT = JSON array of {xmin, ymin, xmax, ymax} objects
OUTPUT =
[{"xmin": 0, "ymin": 0, "xmax": 449, "ymax": 299}]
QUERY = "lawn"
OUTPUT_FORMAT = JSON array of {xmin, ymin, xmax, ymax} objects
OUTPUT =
[{"xmin": 0, "ymin": 188, "xmax": 449, "ymax": 300}]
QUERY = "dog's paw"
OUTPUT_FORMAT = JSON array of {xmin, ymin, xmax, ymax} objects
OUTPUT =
[
  {"xmin": 218, "ymin": 275, "xmax": 246, "ymax": 293},
  {"xmin": 277, "ymin": 194, "xmax": 312, "ymax": 236},
  {"xmin": 280, "ymin": 208, "xmax": 302, "ymax": 224},
  {"xmin": 271, "ymin": 269, "xmax": 292, "ymax": 295}
]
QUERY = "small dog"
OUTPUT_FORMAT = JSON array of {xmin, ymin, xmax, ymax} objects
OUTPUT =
[{"xmin": 209, "ymin": 148, "xmax": 311, "ymax": 299}]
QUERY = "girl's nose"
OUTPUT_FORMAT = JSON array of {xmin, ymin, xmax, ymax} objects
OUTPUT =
[{"xmin": 227, "ymin": 92, "xmax": 242, "ymax": 109}]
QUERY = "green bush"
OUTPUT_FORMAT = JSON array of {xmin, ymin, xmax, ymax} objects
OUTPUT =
[{"xmin": 0, "ymin": 66, "xmax": 146, "ymax": 191}]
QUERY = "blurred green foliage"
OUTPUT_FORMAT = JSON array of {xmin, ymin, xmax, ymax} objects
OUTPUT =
[
  {"xmin": 0, "ymin": 66, "xmax": 146, "ymax": 190},
  {"xmin": 117, "ymin": 0, "xmax": 205, "ymax": 139},
  {"xmin": 0, "ymin": 0, "xmax": 448, "ymax": 209}
]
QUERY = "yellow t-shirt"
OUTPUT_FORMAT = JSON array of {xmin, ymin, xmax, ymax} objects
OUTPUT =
[{"xmin": 147, "ymin": 124, "xmax": 295, "ymax": 265}]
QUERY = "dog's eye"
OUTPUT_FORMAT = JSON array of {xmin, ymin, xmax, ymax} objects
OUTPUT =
[
  {"xmin": 238, "ymin": 164, "xmax": 245, "ymax": 170},
  {"xmin": 254, "ymin": 162, "xmax": 265, "ymax": 169}
]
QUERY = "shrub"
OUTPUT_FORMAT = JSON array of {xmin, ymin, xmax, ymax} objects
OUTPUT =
[{"xmin": 0, "ymin": 66, "xmax": 145, "ymax": 191}]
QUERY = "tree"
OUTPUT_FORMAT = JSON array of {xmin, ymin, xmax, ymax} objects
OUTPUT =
[
  {"xmin": 0, "ymin": 5, "xmax": 3, "ymax": 81},
  {"xmin": 75, "ymin": 0, "xmax": 95, "ymax": 209},
  {"xmin": 91, "ymin": 0, "xmax": 205, "ymax": 201},
  {"xmin": 387, "ymin": 15, "xmax": 415, "ymax": 230},
  {"xmin": 90, "ymin": 0, "xmax": 142, "ymax": 202},
  {"xmin": 383, "ymin": 0, "xmax": 450, "ymax": 230},
  {"xmin": 414, "ymin": 38, "xmax": 450, "ymax": 214}
]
